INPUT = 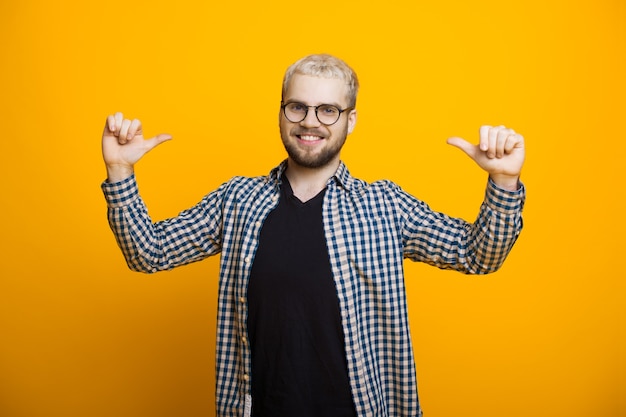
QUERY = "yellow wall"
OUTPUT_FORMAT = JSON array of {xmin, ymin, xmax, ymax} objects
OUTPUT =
[{"xmin": 0, "ymin": 1, "xmax": 624, "ymax": 416}]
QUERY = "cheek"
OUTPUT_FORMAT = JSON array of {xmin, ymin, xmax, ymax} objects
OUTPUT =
[
  {"xmin": 278, "ymin": 115, "xmax": 287, "ymax": 130},
  {"xmin": 279, "ymin": 119, "xmax": 292, "ymax": 139},
  {"xmin": 334, "ymin": 122, "xmax": 350, "ymax": 138}
]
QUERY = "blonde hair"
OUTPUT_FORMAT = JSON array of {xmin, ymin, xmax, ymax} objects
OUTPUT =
[{"xmin": 282, "ymin": 54, "xmax": 359, "ymax": 107}]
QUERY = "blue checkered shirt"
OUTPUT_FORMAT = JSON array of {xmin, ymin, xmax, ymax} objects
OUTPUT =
[{"xmin": 102, "ymin": 160, "xmax": 525, "ymax": 417}]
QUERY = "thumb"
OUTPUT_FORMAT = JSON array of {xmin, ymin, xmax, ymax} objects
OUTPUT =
[
  {"xmin": 446, "ymin": 136, "xmax": 478, "ymax": 160},
  {"xmin": 144, "ymin": 133, "xmax": 173, "ymax": 152}
]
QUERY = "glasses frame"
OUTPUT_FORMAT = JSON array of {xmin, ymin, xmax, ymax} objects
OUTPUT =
[{"xmin": 280, "ymin": 101, "xmax": 354, "ymax": 126}]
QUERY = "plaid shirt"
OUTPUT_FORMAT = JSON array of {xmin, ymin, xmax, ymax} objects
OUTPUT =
[{"xmin": 102, "ymin": 160, "xmax": 525, "ymax": 417}]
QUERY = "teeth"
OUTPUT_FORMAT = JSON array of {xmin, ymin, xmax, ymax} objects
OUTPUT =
[{"xmin": 300, "ymin": 135, "xmax": 321, "ymax": 141}]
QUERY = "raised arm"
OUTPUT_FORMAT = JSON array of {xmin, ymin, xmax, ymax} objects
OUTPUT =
[
  {"xmin": 101, "ymin": 113, "xmax": 223, "ymax": 273},
  {"xmin": 401, "ymin": 125, "xmax": 526, "ymax": 274}
]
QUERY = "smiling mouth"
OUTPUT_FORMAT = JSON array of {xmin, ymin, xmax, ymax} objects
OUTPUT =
[{"xmin": 297, "ymin": 134, "xmax": 324, "ymax": 142}]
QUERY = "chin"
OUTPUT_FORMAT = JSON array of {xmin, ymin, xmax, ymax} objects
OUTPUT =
[
  {"xmin": 289, "ymin": 155, "xmax": 334, "ymax": 169},
  {"xmin": 281, "ymin": 128, "xmax": 347, "ymax": 169}
]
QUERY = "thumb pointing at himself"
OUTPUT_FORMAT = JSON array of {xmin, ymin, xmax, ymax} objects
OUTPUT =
[{"xmin": 446, "ymin": 125, "xmax": 525, "ymax": 191}]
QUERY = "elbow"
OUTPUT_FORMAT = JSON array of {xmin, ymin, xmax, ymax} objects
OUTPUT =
[
  {"xmin": 125, "ymin": 257, "xmax": 161, "ymax": 274},
  {"xmin": 467, "ymin": 256, "xmax": 509, "ymax": 275}
]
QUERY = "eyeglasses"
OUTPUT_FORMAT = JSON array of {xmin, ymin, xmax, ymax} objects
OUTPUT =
[{"xmin": 281, "ymin": 101, "xmax": 354, "ymax": 126}]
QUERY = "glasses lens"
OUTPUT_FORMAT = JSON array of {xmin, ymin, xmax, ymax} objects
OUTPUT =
[
  {"xmin": 284, "ymin": 102, "xmax": 307, "ymax": 123},
  {"xmin": 316, "ymin": 104, "xmax": 340, "ymax": 125}
]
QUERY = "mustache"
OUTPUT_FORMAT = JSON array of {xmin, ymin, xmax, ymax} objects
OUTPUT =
[{"xmin": 292, "ymin": 128, "xmax": 328, "ymax": 137}]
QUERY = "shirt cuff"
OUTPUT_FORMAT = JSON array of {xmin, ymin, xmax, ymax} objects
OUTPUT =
[
  {"xmin": 101, "ymin": 174, "xmax": 140, "ymax": 208},
  {"xmin": 484, "ymin": 178, "xmax": 526, "ymax": 214}
]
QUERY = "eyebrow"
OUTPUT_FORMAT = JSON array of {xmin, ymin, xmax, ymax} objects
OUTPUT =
[{"xmin": 283, "ymin": 99, "xmax": 345, "ymax": 108}]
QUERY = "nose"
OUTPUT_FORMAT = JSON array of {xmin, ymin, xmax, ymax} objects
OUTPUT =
[{"xmin": 300, "ymin": 107, "xmax": 321, "ymax": 128}]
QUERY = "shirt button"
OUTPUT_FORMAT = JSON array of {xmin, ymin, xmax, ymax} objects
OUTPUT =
[
  {"xmin": 243, "ymin": 374, "xmax": 250, "ymax": 381},
  {"xmin": 240, "ymin": 297, "xmax": 246, "ymax": 304},
  {"xmin": 271, "ymin": 195, "xmax": 278, "ymax": 202},
  {"xmin": 241, "ymin": 336, "xmax": 247, "ymax": 343},
  {"xmin": 244, "ymin": 256, "xmax": 251, "ymax": 264},
  {"xmin": 255, "ymin": 221, "xmax": 261, "ymax": 228}
]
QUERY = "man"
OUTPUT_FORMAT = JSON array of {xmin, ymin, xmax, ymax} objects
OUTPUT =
[{"xmin": 101, "ymin": 54, "xmax": 525, "ymax": 417}]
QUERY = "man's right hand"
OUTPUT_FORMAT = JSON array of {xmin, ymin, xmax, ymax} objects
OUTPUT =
[{"xmin": 102, "ymin": 112, "xmax": 172, "ymax": 182}]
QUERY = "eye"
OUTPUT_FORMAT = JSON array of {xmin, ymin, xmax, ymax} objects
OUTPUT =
[
  {"xmin": 287, "ymin": 102, "xmax": 307, "ymax": 112},
  {"xmin": 319, "ymin": 105, "xmax": 339, "ymax": 115}
]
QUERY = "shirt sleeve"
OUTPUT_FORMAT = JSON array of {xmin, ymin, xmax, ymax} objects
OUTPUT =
[
  {"xmin": 399, "ymin": 178, "xmax": 525, "ymax": 274},
  {"xmin": 101, "ymin": 175, "xmax": 223, "ymax": 273}
]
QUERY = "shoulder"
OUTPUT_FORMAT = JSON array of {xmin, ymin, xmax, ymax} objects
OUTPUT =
[
  {"xmin": 335, "ymin": 162, "xmax": 401, "ymax": 195},
  {"xmin": 219, "ymin": 161, "xmax": 284, "ymax": 193},
  {"xmin": 211, "ymin": 163, "xmax": 285, "ymax": 207},
  {"xmin": 215, "ymin": 175, "xmax": 273, "ymax": 200},
  {"xmin": 344, "ymin": 176, "xmax": 404, "ymax": 198}
]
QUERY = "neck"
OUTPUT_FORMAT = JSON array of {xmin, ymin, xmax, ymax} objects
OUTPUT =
[{"xmin": 284, "ymin": 158, "xmax": 340, "ymax": 202}]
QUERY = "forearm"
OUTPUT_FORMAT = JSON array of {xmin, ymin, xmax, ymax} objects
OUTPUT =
[
  {"xmin": 456, "ymin": 179, "xmax": 525, "ymax": 273},
  {"xmin": 403, "ymin": 180, "xmax": 525, "ymax": 274},
  {"xmin": 102, "ymin": 175, "xmax": 222, "ymax": 273},
  {"xmin": 465, "ymin": 184, "xmax": 524, "ymax": 273},
  {"xmin": 106, "ymin": 196, "xmax": 168, "ymax": 273}
]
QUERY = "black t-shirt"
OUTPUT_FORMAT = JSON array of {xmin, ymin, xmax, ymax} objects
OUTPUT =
[{"xmin": 247, "ymin": 177, "xmax": 356, "ymax": 417}]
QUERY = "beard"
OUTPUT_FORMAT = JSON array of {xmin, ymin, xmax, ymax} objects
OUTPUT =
[{"xmin": 280, "ymin": 125, "xmax": 348, "ymax": 169}]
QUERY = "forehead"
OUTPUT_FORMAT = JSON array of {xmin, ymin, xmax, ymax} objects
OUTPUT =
[{"xmin": 284, "ymin": 74, "xmax": 349, "ymax": 106}]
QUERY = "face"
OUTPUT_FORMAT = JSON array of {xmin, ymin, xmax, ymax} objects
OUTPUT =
[{"xmin": 279, "ymin": 74, "xmax": 356, "ymax": 169}]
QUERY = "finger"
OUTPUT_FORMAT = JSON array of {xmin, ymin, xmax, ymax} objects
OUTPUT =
[
  {"xmin": 106, "ymin": 115, "xmax": 116, "ymax": 134},
  {"xmin": 479, "ymin": 125, "xmax": 491, "ymax": 151},
  {"xmin": 504, "ymin": 133, "xmax": 523, "ymax": 154},
  {"xmin": 114, "ymin": 112, "xmax": 124, "ymax": 133},
  {"xmin": 447, "ymin": 136, "xmax": 477, "ymax": 159},
  {"xmin": 496, "ymin": 128, "xmax": 513, "ymax": 158},
  {"xmin": 144, "ymin": 133, "xmax": 173, "ymax": 152},
  {"xmin": 127, "ymin": 119, "xmax": 142, "ymax": 141},
  {"xmin": 487, "ymin": 126, "xmax": 504, "ymax": 159},
  {"xmin": 118, "ymin": 119, "xmax": 131, "ymax": 144}
]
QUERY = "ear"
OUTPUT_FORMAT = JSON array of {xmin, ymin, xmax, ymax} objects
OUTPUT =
[{"xmin": 347, "ymin": 109, "xmax": 357, "ymax": 134}]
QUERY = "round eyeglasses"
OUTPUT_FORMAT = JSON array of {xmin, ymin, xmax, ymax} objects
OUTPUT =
[{"xmin": 281, "ymin": 101, "xmax": 354, "ymax": 126}]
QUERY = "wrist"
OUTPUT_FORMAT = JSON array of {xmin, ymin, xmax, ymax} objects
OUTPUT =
[
  {"xmin": 489, "ymin": 173, "xmax": 520, "ymax": 191},
  {"xmin": 106, "ymin": 164, "xmax": 134, "ymax": 183}
]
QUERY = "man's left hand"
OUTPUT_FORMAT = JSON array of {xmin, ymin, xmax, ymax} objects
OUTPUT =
[{"xmin": 447, "ymin": 125, "xmax": 525, "ymax": 191}]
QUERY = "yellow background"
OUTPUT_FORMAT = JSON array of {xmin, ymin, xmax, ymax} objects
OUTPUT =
[{"xmin": 1, "ymin": 0, "xmax": 624, "ymax": 416}]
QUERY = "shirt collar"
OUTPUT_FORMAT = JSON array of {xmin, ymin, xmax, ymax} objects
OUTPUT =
[
  {"xmin": 267, "ymin": 160, "xmax": 288, "ymax": 184},
  {"xmin": 267, "ymin": 160, "xmax": 360, "ymax": 192},
  {"xmin": 332, "ymin": 161, "xmax": 357, "ymax": 191}
]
